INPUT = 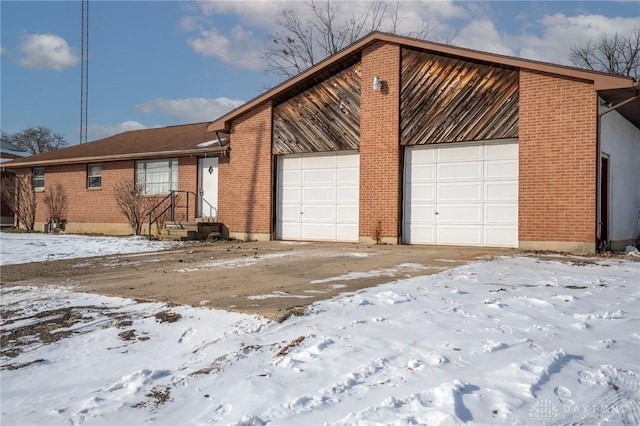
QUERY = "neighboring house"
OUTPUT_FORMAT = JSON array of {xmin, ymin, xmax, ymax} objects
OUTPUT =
[
  {"xmin": 0, "ymin": 140, "xmax": 29, "ymax": 227},
  {"xmin": 3, "ymin": 32, "xmax": 639, "ymax": 253}
]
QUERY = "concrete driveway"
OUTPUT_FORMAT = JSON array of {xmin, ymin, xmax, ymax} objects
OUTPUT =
[{"xmin": 1, "ymin": 241, "xmax": 517, "ymax": 321}]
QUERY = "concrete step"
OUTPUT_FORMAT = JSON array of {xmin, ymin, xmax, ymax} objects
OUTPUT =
[{"xmin": 159, "ymin": 221, "xmax": 226, "ymax": 241}]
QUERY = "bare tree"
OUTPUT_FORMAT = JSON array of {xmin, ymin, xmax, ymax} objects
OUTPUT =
[
  {"xmin": 113, "ymin": 179, "xmax": 154, "ymax": 235},
  {"xmin": 570, "ymin": 26, "xmax": 640, "ymax": 80},
  {"xmin": 263, "ymin": 0, "xmax": 433, "ymax": 78},
  {"xmin": 43, "ymin": 183, "xmax": 69, "ymax": 231},
  {"xmin": 1, "ymin": 126, "xmax": 67, "ymax": 155},
  {"xmin": 0, "ymin": 172, "xmax": 37, "ymax": 231}
]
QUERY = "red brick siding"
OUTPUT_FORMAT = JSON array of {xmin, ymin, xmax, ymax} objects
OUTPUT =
[
  {"xmin": 20, "ymin": 157, "xmax": 199, "ymax": 225},
  {"xmin": 359, "ymin": 42, "xmax": 401, "ymax": 241},
  {"xmin": 176, "ymin": 157, "xmax": 198, "ymax": 222},
  {"xmin": 218, "ymin": 102, "xmax": 273, "ymax": 237},
  {"xmin": 519, "ymin": 70, "xmax": 597, "ymax": 243}
]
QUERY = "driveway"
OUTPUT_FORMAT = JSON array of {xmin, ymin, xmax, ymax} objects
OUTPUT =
[{"xmin": 1, "ymin": 241, "xmax": 516, "ymax": 321}]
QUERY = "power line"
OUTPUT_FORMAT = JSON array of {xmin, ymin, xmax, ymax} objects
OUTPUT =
[{"xmin": 80, "ymin": 0, "xmax": 89, "ymax": 144}]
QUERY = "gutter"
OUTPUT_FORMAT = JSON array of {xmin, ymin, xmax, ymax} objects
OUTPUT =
[{"xmin": 1, "ymin": 146, "xmax": 228, "ymax": 170}]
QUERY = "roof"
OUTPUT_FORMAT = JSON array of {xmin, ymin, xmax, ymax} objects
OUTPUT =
[
  {"xmin": 208, "ymin": 31, "xmax": 639, "ymax": 132},
  {"xmin": 3, "ymin": 122, "xmax": 227, "ymax": 168},
  {"xmin": 0, "ymin": 140, "xmax": 29, "ymax": 159}
]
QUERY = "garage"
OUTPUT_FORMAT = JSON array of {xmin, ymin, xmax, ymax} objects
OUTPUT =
[
  {"xmin": 277, "ymin": 152, "xmax": 359, "ymax": 242},
  {"xmin": 404, "ymin": 140, "xmax": 518, "ymax": 247}
]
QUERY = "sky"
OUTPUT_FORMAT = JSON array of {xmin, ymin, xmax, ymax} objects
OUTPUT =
[{"xmin": 1, "ymin": 1, "xmax": 639, "ymax": 146}]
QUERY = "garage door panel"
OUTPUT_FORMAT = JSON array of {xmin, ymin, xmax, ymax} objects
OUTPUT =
[
  {"xmin": 303, "ymin": 223, "xmax": 337, "ymax": 240},
  {"xmin": 437, "ymin": 226, "xmax": 483, "ymax": 246},
  {"xmin": 438, "ymin": 182, "xmax": 482, "ymax": 202},
  {"xmin": 280, "ymin": 223, "xmax": 301, "ymax": 240},
  {"xmin": 303, "ymin": 154, "xmax": 337, "ymax": 169},
  {"xmin": 407, "ymin": 147, "xmax": 436, "ymax": 165},
  {"xmin": 302, "ymin": 187, "xmax": 336, "ymax": 204},
  {"xmin": 437, "ymin": 204, "xmax": 482, "ymax": 223},
  {"xmin": 338, "ymin": 154, "xmax": 359, "ymax": 168},
  {"xmin": 337, "ymin": 224, "xmax": 359, "ymax": 241},
  {"xmin": 337, "ymin": 205, "xmax": 359, "ymax": 221},
  {"xmin": 303, "ymin": 205, "xmax": 336, "ymax": 221},
  {"xmin": 485, "ymin": 142, "xmax": 518, "ymax": 159},
  {"xmin": 485, "ymin": 160, "xmax": 518, "ymax": 180},
  {"xmin": 407, "ymin": 164, "xmax": 436, "ymax": 182},
  {"xmin": 404, "ymin": 203, "xmax": 437, "ymax": 222},
  {"xmin": 438, "ymin": 144, "xmax": 482, "ymax": 161},
  {"xmin": 304, "ymin": 169, "xmax": 336, "ymax": 185},
  {"xmin": 405, "ymin": 224, "xmax": 436, "ymax": 244},
  {"xmin": 485, "ymin": 181, "xmax": 518, "ymax": 202},
  {"xmin": 280, "ymin": 169, "xmax": 302, "ymax": 186},
  {"xmin": 280, "ymin": 205, "xmax": 302, "ymax": 220},
  {"xmin": 406, "ymin": 183, "xmax": 436, "ymax": 203},
  {"xmin": 338, "ymin": 168, "xmax": 359, "ymax": 184},
  {"xmin": 337, "ymin": 186, "xmax": 359, "ymax": 203},
  {"xmin": 438, "ymin": 162, "xmax": 482, "ymax": 181},
  {"xmin": 280, "ymin": 187, "xmax": 301, "ymax": 203},
  {"xmin": 485, "ymin": 226, "xmax": 518, "ymax": 247},
  {"xmin": 485, "ymin": 204, "xmax": 518, "ymax": 223}
]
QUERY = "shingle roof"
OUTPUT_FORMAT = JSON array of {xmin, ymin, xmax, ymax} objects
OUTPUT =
[
  {"xmin": 4, "ymin": 122, "xmax": 227, "ymax": 168},
  {"xmin": 208, "ymin": 31, "xmax": 639, "ymax": 132}
]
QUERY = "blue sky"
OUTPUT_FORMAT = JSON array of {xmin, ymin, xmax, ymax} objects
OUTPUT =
[{"xmin": 1, "ymin": 1, "xmax": 639, "ymax": 146}]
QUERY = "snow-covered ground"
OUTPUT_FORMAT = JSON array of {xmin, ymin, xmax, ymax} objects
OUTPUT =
[
  {"xmin": 0, "ymin": 232, "xmax": 179, "ymax": 265},
  {"xmin": 1, "ymin": 235, "xmax": 639, "ymax": 425}
]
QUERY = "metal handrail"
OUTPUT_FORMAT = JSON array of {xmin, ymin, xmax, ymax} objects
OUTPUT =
[
  {"xmin": 146, "ymin": 190, "xmax": 218, "ymax": 239},
  {"xmin": 147, "ymin": 192, "xmax": 174, "ymax": 239}
]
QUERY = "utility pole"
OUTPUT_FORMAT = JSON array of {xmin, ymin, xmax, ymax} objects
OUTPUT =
[{"xmin": 80, "ymin": 0, "xmax": 89, "ymax": 144}]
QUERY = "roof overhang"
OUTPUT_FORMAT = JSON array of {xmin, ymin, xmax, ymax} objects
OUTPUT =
[
  {"xmin": 1, "ymin": 146, "xmax": 228, "ymax": 169},
  {"xmin": 207, "ymin": 31, "xmax": 637, "ymax": 133}
]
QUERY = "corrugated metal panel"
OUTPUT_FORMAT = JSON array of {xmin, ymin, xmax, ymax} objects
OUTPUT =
[
  {"xmin": 401, "ymin": 49, "xmax": 518, "ymax": 146},
  {"xmin": 272, "ymin": 64, "xmax": 361, "ymax": 155}
]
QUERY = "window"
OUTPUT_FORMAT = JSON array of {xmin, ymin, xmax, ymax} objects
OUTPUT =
[
  {"xmin": 87, "ymin": 163, "xmax": 102, "ymax": 188},
  {"xmin": 32, "ymin": 167, "xmax": 45, "ymax": 190},
  {"xmin": 135, "ymin": 159, "xmax": 178, "ymax": 194}
]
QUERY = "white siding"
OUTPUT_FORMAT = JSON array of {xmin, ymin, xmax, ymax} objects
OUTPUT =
[{"xmin": 600, "ymin": 106, "xmax": 640, "ymax": 245}]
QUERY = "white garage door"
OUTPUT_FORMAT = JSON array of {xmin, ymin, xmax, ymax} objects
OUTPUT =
[
  {"xmin": 404, "ymin": 140, "xmax": 518, "ymax": 247},
  {"xmin": 277, "ymin": 152, "xmax": 359, "ymax": 242}
]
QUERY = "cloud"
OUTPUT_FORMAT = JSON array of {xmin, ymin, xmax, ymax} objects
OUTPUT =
[
  {"xmin": 452, "ymin": 12, "xmax": 640, "ymax": 67},
  {"xmin": 135, "ymin": 97, "xmax": 245, "ymax": 122},
  {"xmin": 183, "ymin": 1, "xmax": 468, "ymax": 70},
  {"xmin": 0, "ymin": 45, "xmax": 6, "ymax": 55},
  {"xmin": 453, "ymin": 20, "xmax": 515, "ymax": 56},
  {"xmin": 17, "ymin": 33, "xmax": 77, "ymax": 71},
  {"xmin": 188, "ymin": 25, "xmax": 263, "ymax": 70},
  {"xmin": 88, "ymin": 121, "xmax": 148, "ymax": 141},
  {"xmin": 516, "ymin": 14, "xmax": 640, "ymax": 65}
]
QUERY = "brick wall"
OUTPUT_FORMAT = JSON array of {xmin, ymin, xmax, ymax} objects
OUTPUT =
[
  {"xmin": 519, "ymin": 70, "xmax": 597, "ymax": 251},
  {"xmin": 218, "ymin": 102, "xmax": 273, "ymax": 240},
  {"xmin": 16, "ymin": 157, "xmax": 199, "ymax": 234},
  {"xmin": 359, "ymin": 41, "xmax": 401, "ymax": 243}
]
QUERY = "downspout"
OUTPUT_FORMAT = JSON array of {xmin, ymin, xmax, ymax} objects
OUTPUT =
[{"xmin": 595, "ymin": 81, "xmax": 640, "ymax": 252}]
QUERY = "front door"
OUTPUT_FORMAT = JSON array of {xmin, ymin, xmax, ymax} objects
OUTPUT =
[{"xmin": 198, "ymin": 157, "xmax": 218, "ymax": 218}]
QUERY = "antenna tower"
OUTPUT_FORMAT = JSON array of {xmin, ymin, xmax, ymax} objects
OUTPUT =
[{"xmin": 80, "ymin": 0, "xmax": 89, "ymax": 144}]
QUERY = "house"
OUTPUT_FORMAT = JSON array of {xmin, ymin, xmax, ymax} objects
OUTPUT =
[
  {"xmin": 1, "ymin": 139, "xmax": 30, "ymax": 227},
  {"xmin": 4, "ymin": 32, "xmax": 639, "ymax": 254},
  {"xmin": 3, "ymin": 122, "xmax": 227, "ymax": 234}
]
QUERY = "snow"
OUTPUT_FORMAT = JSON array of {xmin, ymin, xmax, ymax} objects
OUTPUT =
[
  {"xmin": 1, "ymin": 235, "xmax": 639, "ymax": 425},
  {"xmin": 196, "ymin": 137, "xmax": 226, "ymax": 148},
  {"xmin": 0, "ymin": 233, "xmax": 179, "ymax": 265}
]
